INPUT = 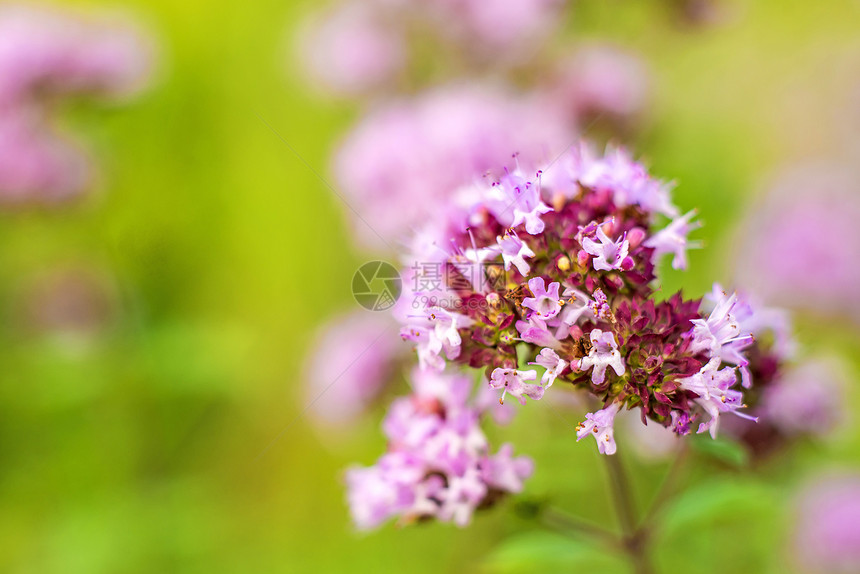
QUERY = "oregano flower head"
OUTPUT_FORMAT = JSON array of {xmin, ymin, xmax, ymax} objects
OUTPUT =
[{"xmin": 348, "ymin": 142, "xmax": 792, "ymax": 529}]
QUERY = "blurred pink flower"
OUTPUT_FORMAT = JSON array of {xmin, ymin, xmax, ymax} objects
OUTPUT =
[
  {"xmin": 763, "ymin": 358, "xmax": 844, "ymax": 437},
  {"xmin": 735, "ymin": 163, "xmax": 860, "ymax": 323},
  {"xmin": 298, "ymin": 2, "xmax": 405, "ymax": 96},
  {"xmin": 430, "ymin": 0, "xmax": 564, "ymax": 52},
  {"xmin": 541, "ymin": 44, "xmax": 650, "ymax": 125},
  {"xmin": 0, "ymin": 4, "xmax": 153, "ymax": 106},
  {"xmin": 334, "ymin": 85, "xmax": 572, "ymax": 247},
  {"xmin": 794, "ymin": 473, "xmax": 860, "ymax": 573},
  {"xmin": 298, "ymin": 0, "xmax": 565, "ymax": 91},
  {"xmin": 0, "ymin": 4, "xmax": 154, "ymax": 203},
  {"xmin": 22, "ymin": 264, "xmax": 116, "ymax": 341},
  {"xmin": 0, "ymin": 108, "xmax": 90, "ymax": 201},
  {"xmin": 304, "ymin": 311, "xmax": 403, "ymax": 427},
  {"xmin": 674, "ymin": 0, "xmax": 725, "ymax": 27},
  {"xmin": 346, "ymin": 368, "xmax": 533, "ymax": 529}
]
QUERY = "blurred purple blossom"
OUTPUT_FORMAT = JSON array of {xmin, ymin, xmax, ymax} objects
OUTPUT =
[
  {"xmin": 298, "ymin": 2, "xmax": 404, "ymax": 96},
  {"xmin": 21, "ymin": 263, "xmax": 116, "ymax": 345},
  {"xmin": 304, "ymin": 311, "xmax": 403, "ymax": 427},
  {"xmin": 763, "ymin": 358, "xmax": 844, "ymax": 437},
  {"xmin": 298, "ymin": 0, "xmax": 566, "ymax": 97},
  {"xmin": 0, "ymin": 4, "xmax": 154, "ymax": 203},
  {"xmin": 427, "ymin": 0, "xmax": 564, "ymax": 53},
  {"xmin": 333, "ymin": 85, "xmax": 571, "ymax": 247},
  {"xmin": 0, "ymin": 107, "xmax": 90, "ymax": 201},
  {"xmin": 794, "ymin": 473, "xmax": 860, "ymax": 573},
  {"xmin": 540, "ymin": 44, "xmax": 650, "ymax": 126},
  {"xmin": 735, "ymin": 163, "xmax": 860, "ymax": 324},
  {"xmin": 346, "ymin": 368, "xmax": 532, "ymax": 529},
  {"xmin": 0, "ymin": 4, "xmax": 152, "ymax": 106}
]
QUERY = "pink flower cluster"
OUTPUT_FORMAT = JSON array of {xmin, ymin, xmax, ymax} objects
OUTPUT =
[
  {"xmin": 393, "ymin": 143, "xmax": 771, "ymax": 453},
  {"xmin": 0, "ymin": 4, "xmax": 153, "ymax": 203},
  {"xmin": 346, "ymin": 368, "xmax": 532, "ymax": 529},
  {"xmin": 344, "ymin": 142, "xmax": 803, "ymax": 529}
]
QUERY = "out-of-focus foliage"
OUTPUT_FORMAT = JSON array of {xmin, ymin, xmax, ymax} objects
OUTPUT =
[{"xmin": 0, "ymin": 0, "xmax": 858, "ymax": 573}]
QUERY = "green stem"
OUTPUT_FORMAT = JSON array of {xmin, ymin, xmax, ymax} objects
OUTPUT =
[
  {"xmin": 639, "ymin": 445, "xmax": 689, "ymax": 533},
  {"xmin": 604, "ymin": 455, "xmax": 655, "ymax": 574},
  {"xmin": 605, "ymin": 455, "xmax": 637, "ymax": 534},
  {"xmin": 541, "ymin": 507, "xmax": 620, "ymax": 549}
]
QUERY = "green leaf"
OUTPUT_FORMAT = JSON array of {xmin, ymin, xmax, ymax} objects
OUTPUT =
[
  {"xmin": 655, "ymin": 478, "xmax": 785, "ymax": 574},
  {"xmin": 660, "ymin": 479, "xmax": 774, "ymax": 534},
  {"xmin": 483, "ymin": 531, "xmax": 626, "ymax": 574},
  {"xmin": 689, "ymin": 434, "xmax": 750, "ymax": 467}
]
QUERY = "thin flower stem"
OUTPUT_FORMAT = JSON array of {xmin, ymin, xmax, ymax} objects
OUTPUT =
[
  {"xmin": 638, "ymin": 445, "xmax": 689, "ymax": 533},
  {"xmin": 605, "ymin": 454, "xmax": 637, "ymax": 534},
  {"xmin": 604, "ymin": 455, "xmax": 655, "ymax": 574},
  {"xmin": 541, "ymin": 507, "xmax": 620, "ymax": 549}
]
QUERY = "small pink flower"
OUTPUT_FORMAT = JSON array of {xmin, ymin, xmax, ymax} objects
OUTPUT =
[
  {"xmin": 578, "ymin": 329, "xmax": 625, "ymax": 385},
  {"xmin": 644, "ymin": 210, "xmax": 702, "ymax": 270},
  {"xmin": 580, "ymin": 225, "xmax": 631, "ymax": 272},
  {"xmin": 522, "ymin": 277, "xmax": 562, "ymax": 320},
  {"xmin": 677, "ymin": 359, "xmax": 757, "ymax": 438},
  {"xmin": 489, "ymin": 368, "xmax": 544, "ymax": 405},
  {"xmin": 530, "ymin": 348, "xmax": 567, "ymax": 388},
  {"xmin": 576, "ymin": 402, "xmax": 621, "ymax": 455},
  {"xmin": 497, "ymin": 231, "xmax": 535, "ymax": 276}
]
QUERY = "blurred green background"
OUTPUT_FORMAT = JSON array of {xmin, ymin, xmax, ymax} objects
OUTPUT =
[{"xmin": 1, "ymin": 0, "xmax": 859, "ymax": 572}]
